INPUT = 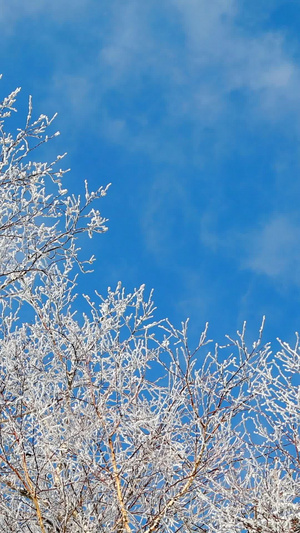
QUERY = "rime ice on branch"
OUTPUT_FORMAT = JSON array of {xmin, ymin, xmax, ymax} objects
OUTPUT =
[{"xmin": 0, "ymin": 83, "xmax": 298, "ymax": 533}]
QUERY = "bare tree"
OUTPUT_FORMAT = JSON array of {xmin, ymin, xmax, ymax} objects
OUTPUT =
[{"xmin": 0, "ymin": 83, "xmax": 298, "ymax": 532}]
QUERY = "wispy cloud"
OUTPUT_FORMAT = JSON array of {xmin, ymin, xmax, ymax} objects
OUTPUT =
[
  {"xmin": 7, "ymin": 0, "xmax": 296, "ymax": 168},
  {"xmin": 200, "ymin": 212, "xmax": 300, "ymax": 286},
  {"xmin": 3, "ymin": 1, "xmax": 300, "ymax": 148},
  {"xmin": 95, "ymin": 0, "xmax": 300, "ymax": 143},
  {"xmin": 242, "ymin": 215, "xmax": 300, "ymax": 282}
]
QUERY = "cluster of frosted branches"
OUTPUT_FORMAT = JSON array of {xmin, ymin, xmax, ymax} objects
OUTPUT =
[
  {"xmin": 0, "ymin": 84, "xmax": 298, "ymax": 532},
  {"xmin": 0, "ymin": 82, "xmax": 110, "ymax": 300}
]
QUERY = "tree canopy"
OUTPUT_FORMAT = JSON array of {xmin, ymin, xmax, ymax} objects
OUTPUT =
[{"xmin": 0, "ymin": 84, "xmax": 299, "ymax": 533}]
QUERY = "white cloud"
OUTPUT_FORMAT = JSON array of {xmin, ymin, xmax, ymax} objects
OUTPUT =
[
  {"xmin": 171, "ymin": 0, "xmax": 300, "ymax": 118},
  {"xmin": 200, "ymin": 212, "xmax": 300, "ymax": 285},
  {"xmin": 7, "ymin": 0, "xmax": 296, "ymax": 158},
  {"xmin": 3, "ymin": 1, "xmax": 300, "ymax": 141},
  {"xmin": 81, "ymin": 0, "xmax": 300, "ymax": 161},
  {"xmin": 99, "ymin": 1, "xmax": 152, "ymax": 85},
  {"xmin": 243, "ymin": 215, "xmax": 300, "ymax": 281}
]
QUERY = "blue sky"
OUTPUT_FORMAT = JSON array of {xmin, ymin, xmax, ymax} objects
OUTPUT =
[{"xmin": 1, "ymin": 0, "xmax": 300, "ymax": 346}]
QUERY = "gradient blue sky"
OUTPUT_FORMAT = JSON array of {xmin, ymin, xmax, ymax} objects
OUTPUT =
[{"xmin": 1, "ymin": 0, "xmax": 300, "ymax": 346}]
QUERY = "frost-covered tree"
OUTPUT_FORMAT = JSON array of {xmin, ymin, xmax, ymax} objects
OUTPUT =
[{"xmin": 0, "ymin": 82, "xmax": 298, "ymax": 532}]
